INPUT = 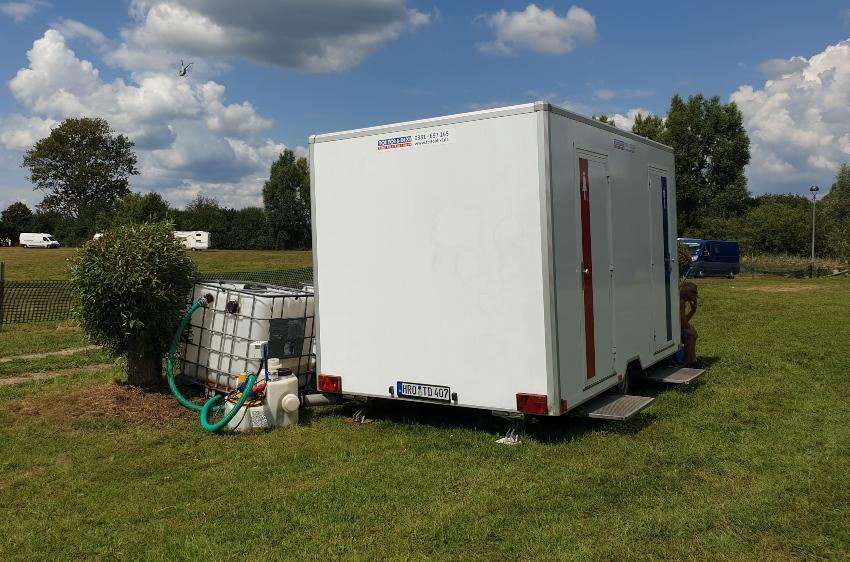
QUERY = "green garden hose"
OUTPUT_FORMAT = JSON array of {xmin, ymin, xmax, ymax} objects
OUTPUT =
[
  {"xmin": 167, "ymin": 296, "xmax": 259, "ymax": 432},
  {"xmin": 200, "ymin": 374, "xmax": 257, "ymax": 432},
  {"xmin": 166, "ymin": 297, "xmax": 209, "ymax": 413}
]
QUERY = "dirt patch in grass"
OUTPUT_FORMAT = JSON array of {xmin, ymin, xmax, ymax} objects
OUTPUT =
[
  {"xmin": 0, "ymin": 345, "xmax": 99, "ymax": 364},
  {"xmin": 9, "ymin": 381, "xmax": 192, "ymax": 426},
  {"xmin": 0, "ymin": 364, "xmax": 113, "ymax": 385}
]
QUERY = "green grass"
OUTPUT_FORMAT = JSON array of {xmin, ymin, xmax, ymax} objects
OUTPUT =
[
  {"xmin": 0, "ymin": 320, "xmax": 86, "ymax": 356},
  {"xmin": 0, "ymin": 247, "xmax": 312, "ymax": 280},
  {"xmin": 0, "ymin": 277, "xmax": 848, "ymax": 560},
  {"xmin": 0, "ymin": 348, "xmax": 110, "ymax": 378}
]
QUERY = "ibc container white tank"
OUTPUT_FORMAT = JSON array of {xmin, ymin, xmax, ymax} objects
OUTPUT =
[{"xmin": 182, "ymin": 281, "xmax": 315, "ymax": 391}]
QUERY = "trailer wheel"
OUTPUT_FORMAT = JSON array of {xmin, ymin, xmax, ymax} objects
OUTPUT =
[{"xmin": 615, "ymin": 362, "xmax": 643, "ymax": 395}]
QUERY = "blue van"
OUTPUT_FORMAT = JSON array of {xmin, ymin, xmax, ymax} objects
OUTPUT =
[{"xmin": 678, "ymin": 238, "xmax": 740, "ymax": 278}]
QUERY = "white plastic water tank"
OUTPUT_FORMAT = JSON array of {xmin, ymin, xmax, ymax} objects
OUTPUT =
[{"xmin": 182, "ymin": 282, "xmax": 315, "ymax": 390}]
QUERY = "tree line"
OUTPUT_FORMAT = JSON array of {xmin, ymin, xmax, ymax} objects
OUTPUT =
[
  {"xmin": 2, "ymin": 107, "xmax": 849, "ymax": 258},
  {"xmin": 0, "ymin": 118, "xmax": 310, "ymax": 249},
  {"xmin": 599, "ymin": 94, "xmax": 850, "ymax": 259}
]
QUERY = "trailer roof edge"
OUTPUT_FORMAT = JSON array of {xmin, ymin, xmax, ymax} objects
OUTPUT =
[{"xmin": 309, "ymin": 101, "xmax": 673, "ymax": 153}]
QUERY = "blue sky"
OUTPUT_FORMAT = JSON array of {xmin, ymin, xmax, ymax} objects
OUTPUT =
[{"xmin": 1, "ymin": 1, "xmax": 850, "ymax": 210}]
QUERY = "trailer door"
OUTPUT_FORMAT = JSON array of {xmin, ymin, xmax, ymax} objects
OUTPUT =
[
  {"xmin": 648, "ymin": 168, "xmax": 674, "ymax": 352},
  {"xmin": 577, "ymin": 153, "xmax": 615, "ymax": 383}
]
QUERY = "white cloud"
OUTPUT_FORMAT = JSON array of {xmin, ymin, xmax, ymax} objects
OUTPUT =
[
  {"xmin": 756, "ymin": 56, "xmax": 807, "ymax": 79},
  {"xmin": 52, "ymin": 18, "xmax": 109, "ymax": 47},
  {"xmin": 609, "ymin": 108, "xmax": 652, "ymax": 132},
  {"xmin": 731, "ymin": 38, "xmax": 850, "ymax": 193},
  {"xmin": 476, "ymin": 4, "xmax": 596, "ymax": 56},
  {"xmin": 120, "ymin": 0, "xmax": 432, "ymax": 73},
  {"xmin": 0, "ymin": 0, "xmax": 44, "ymax": 22},
  {"xmin": 2, "ymin": 29, "xmax": 286, "ymax": 208}
]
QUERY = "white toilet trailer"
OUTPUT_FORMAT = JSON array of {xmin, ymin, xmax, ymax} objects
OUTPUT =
[{"xmin": 310, "ymin": 102, "xmax": 684, "ymax": 419}]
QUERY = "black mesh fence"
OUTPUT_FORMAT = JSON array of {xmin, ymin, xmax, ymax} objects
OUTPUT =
[{"xmin": 0, "ymin": 265, "xmax": 314, "ymax": 328}]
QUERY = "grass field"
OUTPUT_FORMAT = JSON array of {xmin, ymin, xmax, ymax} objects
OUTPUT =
[
  {"xmin": 0, "ymin": 276, "xmax": 848, "ymax": 560},
  {"xmin": 0, "ymin": 247, "xmax": 313, "ymax": 280}
]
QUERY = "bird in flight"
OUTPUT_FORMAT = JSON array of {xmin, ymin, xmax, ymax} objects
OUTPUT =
[{"xmin": 178, "ymin": 60, "xmax": 193, "ymax": 77}]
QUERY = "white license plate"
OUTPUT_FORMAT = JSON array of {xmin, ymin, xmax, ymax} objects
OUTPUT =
[{"xmin": 396, "ymin": 381, "xmax": 451, "ymax": 402}]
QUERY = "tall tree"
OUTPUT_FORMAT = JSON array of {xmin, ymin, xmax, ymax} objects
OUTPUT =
[
  {"xmin": 631, "ymin": 95, "xmax": 751, "ymax": 233},
  {"xmin": 631, "ymin": 113, "xmax": 665, "ymax": 142},
  {"xmin": 0, "ymin": 202, "xmax": 33, "ymax": 238},
  {"xmin": 821, "ymin": 163, "xmax": 850, "ymax": 259},
  {"xmin": 592, "ymin": 114, "xmax": 616, "ymax": 126},
  {"xmin": 111, "ymin": 192, "xmax": 172, "ymax": 227},
  {"xmin": 22, "ymin": 117, "xmax": 138, "ymax": 219},
  {"xmin": 263, "ymin": 150, "xmax": 311, "ymax": 249}
]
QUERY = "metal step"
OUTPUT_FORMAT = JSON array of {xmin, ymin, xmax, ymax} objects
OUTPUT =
[
  {"xmin": 571, "ymin": 393, "xmax": 655, "ymax": 421},
  {"xmin": 643, "ymin": 365, "xmax": 705, "ymax": 385}
]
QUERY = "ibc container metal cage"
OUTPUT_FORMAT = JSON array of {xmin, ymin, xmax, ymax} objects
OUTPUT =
[{"xmin": 181, "ymin": 281, "xmax": 315, "ymax": 391}]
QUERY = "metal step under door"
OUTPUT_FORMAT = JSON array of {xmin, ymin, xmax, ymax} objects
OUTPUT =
[
  {"xmin": 643, "ymin": 365, "xmax": 706, "ymax": 384},
  {"xmin": 571, "ymin": 393, "xmax": 655, "ymax": 421}
]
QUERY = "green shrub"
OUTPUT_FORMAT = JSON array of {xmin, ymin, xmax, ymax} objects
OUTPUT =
[
  {"xmin": 678, "ymin": 243, "xmax": 692, "ymax": 277},
  {"xmin": 70, "ymin": 221, "xmax": 196, "ymax": 388}
]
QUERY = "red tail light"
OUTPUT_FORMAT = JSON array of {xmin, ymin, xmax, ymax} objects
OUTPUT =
[
  {"xmin": 318, "ymin": 374, "xmax": 342, "ymax": 394},
  {"xmin": 516, "ymin": 393, "xmax": 548, "ymax": 415}
]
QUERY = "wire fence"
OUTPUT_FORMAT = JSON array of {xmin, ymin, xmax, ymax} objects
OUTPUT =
[{"xmin": 0, "ymin": 264, "xmax": 314, "ymax": 329}]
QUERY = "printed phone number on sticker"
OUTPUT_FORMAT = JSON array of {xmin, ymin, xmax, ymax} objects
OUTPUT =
[{"xmin": 377, "ymin": 128, "xmax": 454, "ymax": 151}]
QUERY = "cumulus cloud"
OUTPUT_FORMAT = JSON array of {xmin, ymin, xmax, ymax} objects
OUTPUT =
[
  {"xmin": 476, "ymin": 4, "xmax": 596, "ymax": 56},
  {"xmin": 756, "ymin": 56, "xmax": 807, "ymax": 79},
  {"xmin": 731, "ymin": 38, "xmax": 850, "ymax": 193},
  {"xmin": 0, "ymin": 0, "xmax": 44, "ymax": 22},
  {"xmin": 608, "ymin": 108, "xmax": 652, "ymax": 132},
  {"xmin": 120, "ymin": 0, "xmax": 432, "ymax": 73},
  {"xmin": 2, "ymin": 29, "xmax": 286, "ymax": 207}
]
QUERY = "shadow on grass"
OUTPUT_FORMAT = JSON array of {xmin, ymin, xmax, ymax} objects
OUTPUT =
[{"xmin": 309, "ymin": 395, "xmax": 660, "ymax": 445}]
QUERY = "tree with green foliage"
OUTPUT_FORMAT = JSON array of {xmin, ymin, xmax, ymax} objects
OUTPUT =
[
  {"xmin": 631, "ymin": 95, "xmax": 751, "ymax": 234},
  {"xmin": 631, "ymin": 113, "xmax": 665, "ymax": 142},
  {"xmin": 263, "ymin": 150, "xmax": 311, "ymax": 249},
  {"xmin": 22, "ymin": 117, "xmax": 138, "ymax": 219},
  {"xmin": 111, "ymin": 192, "xmax": 172, "ymax": 227},
  {"xmin": 821, "ymin": 163, "xmax": 850, "ymax": 259},
  {"xmin": 0, "ymin": 202, "xmax": 33, "ymax": 239},
  {"xmin": 592, "ymin": 114, "xmax": 616, "ymax": 126},
  {"xmin": 739, "ymin": 195, "xmax": 811, "ymax": 255},
  {"xmin": 71, "ymin": 221, "xmax": 196, "ymax": 388}
]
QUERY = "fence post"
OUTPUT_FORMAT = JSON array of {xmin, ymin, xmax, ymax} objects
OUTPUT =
[{"xmin": 0, "ymin": 261, "xmax": 5, "ymax": 333}]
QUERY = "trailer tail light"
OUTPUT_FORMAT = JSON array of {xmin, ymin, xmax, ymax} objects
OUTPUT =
[
  {"xmin": 318, "ymin": 374, "xmax": 342, "ymax": 394},
  {"xmin": 516, "ymin": 393, "xmax": 548, "ymax": 415}
]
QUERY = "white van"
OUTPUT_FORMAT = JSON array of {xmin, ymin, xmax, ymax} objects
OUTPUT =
[
  {"xmin": 19, "ymin": 233, "xmax": 60, "ymax": 248},
  {"xmin": 174, "ymin": 231, "xmax": 210, "ymax": 250}
]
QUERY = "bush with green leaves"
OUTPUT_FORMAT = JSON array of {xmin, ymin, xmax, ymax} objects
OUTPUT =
[
  {"xmin": 678, "ymin": 243, "xmax": 692, "ymax": 278},
  {"xmin": 70, "ymin": 221, "xmax": 196, "ymax": 388}
]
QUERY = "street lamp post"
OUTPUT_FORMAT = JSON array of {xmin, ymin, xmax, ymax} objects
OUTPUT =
[{"xmin": 809, "ymin": 185, "xmax": 820, "ymax": 278}]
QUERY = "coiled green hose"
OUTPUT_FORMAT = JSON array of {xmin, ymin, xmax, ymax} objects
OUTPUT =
[
  {"xmin": 166, "ymin": 298, "xmax": 209, "ymax": 413},
  {"xmin": 200, "ymin": 374, "xmax": 257, "ymax": 432},
  {"xmin": 167, "ymin": 296, "xmax": 258, "ymax": 432}
]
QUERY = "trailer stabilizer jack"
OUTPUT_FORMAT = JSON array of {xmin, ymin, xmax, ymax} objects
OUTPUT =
[{"xmin": 495, "ymin": 416, "xmax": 525, "ymax": 445}]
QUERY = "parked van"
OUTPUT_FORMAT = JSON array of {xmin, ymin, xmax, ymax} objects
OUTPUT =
[
  {"xmin": 679, "ymin": 238, "xmax": 740, "ymax": 278},
  {"xmin": 19, "ymin": 233, "xmax": 60, "ymax": 248},
  {"xmin": 174, "ymin": 231, "xmax": 209, "ymax": 250}
]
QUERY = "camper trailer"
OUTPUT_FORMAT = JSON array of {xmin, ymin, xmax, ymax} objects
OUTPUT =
[
  {"xmin": 174, "ymin": 231, "xmax": 210, "ymax": 250},
  {"xmin": 19, "ymin": 233, "xmax": 59, "ymax": 248},
  {"xmin": 310, "ymin": 102, "xmax": 701, "ymax": 427}
]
